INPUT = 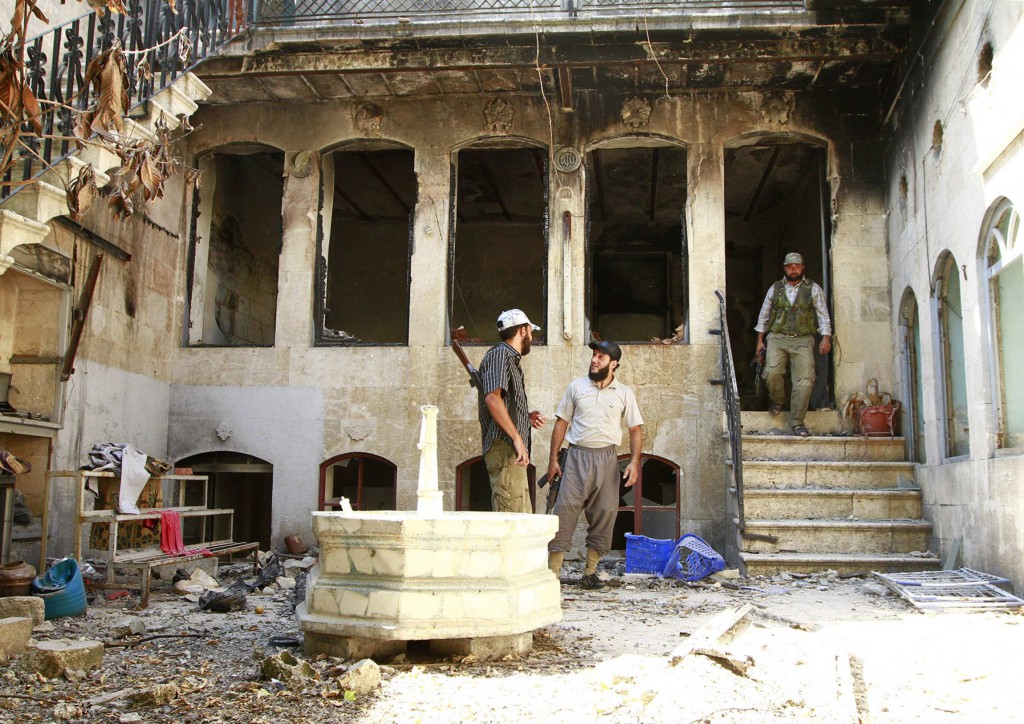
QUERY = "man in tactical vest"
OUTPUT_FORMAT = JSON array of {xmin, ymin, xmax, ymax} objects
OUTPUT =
[{"xmin": 754, "ymin": 253, "xmax": 832, "ymax": 437}]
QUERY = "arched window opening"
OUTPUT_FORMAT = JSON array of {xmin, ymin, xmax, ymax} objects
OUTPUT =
[
  {"xmin": 319, "ymin": 453, "xmax": 397, "ymax": 511},
  {"xmin": 317, "ymin": 143, "xmax": 417, "ymax": 345},
  {"xmin": 448, "ymin": 143, "xmax": 548, "ymax": 344},
  {"xmin": 937, "ymin": 254, "xmax": 970, "ymax": 458},
  {"xmin": 454, "ymin": 456, "xmax": 536, "ymax": 512},
  {"xmin": 984, "ymin": 201, "xmax": 1023, "ymax": 449},
  {"xmin": 188, "ymin": 146, "xmax": 284, "ymax": 347},
  {"xmin": 612, "ymin": 454, "xmax": 680, "ymax": 550},
  {"xmin": 586, "ymin": 141, "xmax": 688, "ymax": 343}
]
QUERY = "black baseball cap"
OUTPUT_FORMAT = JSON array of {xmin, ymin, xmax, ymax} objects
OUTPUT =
[{"xmin": 588, "ymin": 340, "xmax": 622, "ymax": 362}]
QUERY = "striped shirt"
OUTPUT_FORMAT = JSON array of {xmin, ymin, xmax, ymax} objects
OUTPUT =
[{"xmin": 478, "ymin": 342, "xmax": 531, "ymax": 456}]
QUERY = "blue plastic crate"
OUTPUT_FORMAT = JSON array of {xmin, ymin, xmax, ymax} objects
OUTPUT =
[
  {"xmin": 663, "ymin": 534, "xmax": 726, "ymax": 582},
  {"xmin": 624, "ymin": 533, "xmax": 678, "ymax": 575}
]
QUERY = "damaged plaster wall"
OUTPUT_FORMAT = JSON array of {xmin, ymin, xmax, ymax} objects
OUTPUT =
[
  {"xmin": 174, "ymin": 79, "xmax": 892, "ymax": 552},
  {"xmin": 166, "ymin": 385, "xmax": 323, "ymax": 544},
  {"xmin": 885, "ymin": 2, "xmax": 1024, "ymax": 590}
]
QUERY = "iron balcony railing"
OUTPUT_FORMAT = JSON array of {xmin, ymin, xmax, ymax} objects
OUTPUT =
[
  {"xmin": 250, "ymin": 0, "xmax": 803, "ymax": 26},
  {"xmin": 3, "ymin": 0, "xmax": 245, "ymax": 200}
]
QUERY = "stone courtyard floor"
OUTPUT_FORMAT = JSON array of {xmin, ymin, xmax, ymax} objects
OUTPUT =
[{"xmin": 1, "ymin": 558, "xmax": 1022, "ymax": 722}]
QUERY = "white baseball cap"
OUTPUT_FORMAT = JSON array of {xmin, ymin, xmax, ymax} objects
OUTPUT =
[{"xmin": 496, "ymin": 309, "xmax": 540, "ymax": 332}]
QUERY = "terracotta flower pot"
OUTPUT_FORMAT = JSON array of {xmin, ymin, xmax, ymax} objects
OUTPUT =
[
  {"xmin": 0, "ymin": 560, "xmax": 36, "ymax": 597},
  {"xmin": 858, "ymin": 401, "xmax": 901, "ymax": 437}
]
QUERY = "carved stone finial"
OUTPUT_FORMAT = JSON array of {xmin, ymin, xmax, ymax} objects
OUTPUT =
[
  {"xmin": 354, "ymin": 103, "xmax": 384, "ymax": 136},
  {"xmin": 621, "ymin": 97, "xmax": 652, "ymax": 129},
  {"xmin": 484, "ymin": 98, "xmax": 515, "ymax": 134}
]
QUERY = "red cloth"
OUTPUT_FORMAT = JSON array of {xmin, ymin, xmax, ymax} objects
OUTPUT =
[{"xmin": 159, "ymin": 510, "xmax": 211, "ymax": 557}]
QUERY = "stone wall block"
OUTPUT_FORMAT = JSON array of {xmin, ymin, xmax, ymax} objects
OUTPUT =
[
  {"xmin": 0, "ymin": 616, "xmax": 33, "ymax": 656},
  {"xmin": 0, "ymin": 597, "xmax": 45, "ymax": 627},
  {"xmin": 23, "ymin": 639, "xmax": 104, "ymax": 678}
]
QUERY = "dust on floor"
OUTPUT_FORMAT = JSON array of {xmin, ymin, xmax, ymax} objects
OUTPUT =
[{"xmin": 1, "ymin": 560, "xmax": 1021, "ymax": 723}]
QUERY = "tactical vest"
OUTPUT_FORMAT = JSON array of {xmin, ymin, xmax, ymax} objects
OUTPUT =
[{"xmin": 768, "ymin": 279, "xmax": 817, "ymax": 336}]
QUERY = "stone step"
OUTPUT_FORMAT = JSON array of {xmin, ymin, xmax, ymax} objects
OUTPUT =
[
  {"xmin": 741, "ymin": 518, "xmax": 932, "ymax": 554},
  {"xmin": 740, "ymin": 552, "xmax": 942, "ymax": 577},
  {"xmin": 740, "ymin": 434, "xmax": 906, "ymax": 462},
  {"xmin": 743, "ymin": 488, "xmax": 922, "ymax": 520},
  {"xmin": 741, "ymin": 460, "xmax": 917, "ymax": 489},
  {"xmin": 737, "ymin": 410, "xmax": 846, "ymax": 435}
]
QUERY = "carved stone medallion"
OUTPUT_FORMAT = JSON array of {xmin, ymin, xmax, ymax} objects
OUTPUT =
[
  {"xmin": 621, "ymin": 97, "xmax": 652, "ymax": 129},
  {"xmin": 484, "ymin": 98, "xmax": 515, "ymax": 134},
  {"xmin": 760, "ymin": 93, "xmax": 793, "ymax": 126},
  {"xmin": 354, "ymin": 103, "xmax": 384, "ymax": 136}
]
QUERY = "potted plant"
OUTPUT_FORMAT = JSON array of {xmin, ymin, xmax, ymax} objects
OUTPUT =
[{"xmin": 842, "ymin": 378, "xmax": 902, "ymax": 437}]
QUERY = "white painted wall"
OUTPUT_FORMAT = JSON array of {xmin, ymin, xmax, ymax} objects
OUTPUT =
[{"xmin": 886, "ymin": 0, "xmax": 1024, "ymax": 590}]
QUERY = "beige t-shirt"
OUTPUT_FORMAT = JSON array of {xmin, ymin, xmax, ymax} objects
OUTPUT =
[{"xmin": 556, "ymin": 376, "xmax": 644, "ymax": 448}]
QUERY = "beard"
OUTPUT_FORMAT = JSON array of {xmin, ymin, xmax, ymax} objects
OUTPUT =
[
  {"xmin": 588, "ymin": 363, "xmax": 611, "ymax": 382},
  {"xmin": 786, "ymin": 272, "xmax": 804, "ymax": 282},
  {"xmin": 521, "ymin": 337, "xmax": 532, "ymax": 355}
]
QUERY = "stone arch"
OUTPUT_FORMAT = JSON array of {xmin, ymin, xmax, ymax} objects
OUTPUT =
[
  {"xmin": 932, "ymin": 251, "xmax": 970, "ymax": 457},
  {"xmin": 319, "ymin": 452, "xmax": 398, "ymax": 511}
]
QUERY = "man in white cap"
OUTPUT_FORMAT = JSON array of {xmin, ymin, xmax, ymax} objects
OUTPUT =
[
  {"xmin": 754, "ymin": 252, "xmax": 832, "ymax": 436},
  {"xmin": 477, "ymin": 309, "xmax": 547, "ymax": 513}
]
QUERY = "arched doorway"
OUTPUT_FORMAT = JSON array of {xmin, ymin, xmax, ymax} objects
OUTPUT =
[
  {"xmin": 455, "ymin": 456, "xmax": 537, "ymax": 512},
  {"xmin": 724, "ymin": 137, "xmax": 832, "ymax": 409},
  {"xmin": 175, "ymin": 451, "xmax": 273, "ymax": 550},
  {"xmin": 935, "ymin": 252, "xmax": 970, "ymax": 458},
  {"xmin": 612, "ymin": 454, "xmax": 680, "ymax": 550},
  {"xmin": 899, "ymin": 289, "xmax": 925, "ymax": 462},
  {"xmin": 319, "ymin": 453, "xmax": 397, "ymax": 511}
]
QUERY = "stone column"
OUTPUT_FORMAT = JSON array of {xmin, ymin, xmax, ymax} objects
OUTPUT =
[
  {"xmin": 687, "ymin": 143, "xmax": 726, "ymax": 342},
  {"xmin": 408, "ymin": 153, "xmax": 451, "ymax": 349},
  {"xmin": 275, "ymin": 150, "xmax": 321, "ymax": 349}
]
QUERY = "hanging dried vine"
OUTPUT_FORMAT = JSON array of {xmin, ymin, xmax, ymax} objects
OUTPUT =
[{"xmin": 1, "ymin": 0, "xmax": 200, "ymax": 221}]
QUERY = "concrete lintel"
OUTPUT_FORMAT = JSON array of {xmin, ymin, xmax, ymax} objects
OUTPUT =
[{"xmin": 233, "ymin": 37, "xmax": 900, "ymax": 78}]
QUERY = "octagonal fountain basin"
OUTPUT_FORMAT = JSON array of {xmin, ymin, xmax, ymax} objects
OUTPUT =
[{"xmin": 296, "ymin": 510, "xmax": 562, "ymax": 661}]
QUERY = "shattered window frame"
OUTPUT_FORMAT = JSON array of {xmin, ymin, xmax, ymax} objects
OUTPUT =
[
  {"xmin": 455, "ymin": 455, "xmax": 537, "ymax": 512},
  {"xmin": 315, "ymin": 142, "xmax": 417, "ymax": 347},
  {"xmin": 935, "ymin": 251, "xmax": 971, "ymax": 459}
]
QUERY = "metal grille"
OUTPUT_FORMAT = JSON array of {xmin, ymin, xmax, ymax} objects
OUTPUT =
[
  {"xmin": 254, "ymin": 0, "xmax": 561, "ymax": 23},
  {"xmin": 3, "ymin": 0, "xmax": 243, "ymax": 201},
  {"xmin": 251, "ymin": 0, "xmax": 799, "ymax": 24},
  {"xmin": 875, "ymin": 569, "xmax": 1024, "ymax": 612}
]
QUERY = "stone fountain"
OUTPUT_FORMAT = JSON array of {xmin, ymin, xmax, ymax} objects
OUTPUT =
[{"xmin": 296, "ymin": 405, "xmax": 561, "ymax": 660}]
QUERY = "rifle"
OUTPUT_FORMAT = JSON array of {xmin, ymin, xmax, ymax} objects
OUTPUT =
[
  {"xmin": 538, "ymin": 447, "xmax": 568, "ymax": 514},
  {"xmin": 451, "ymin": 339, "xmax": 484, "ymax": 404},
  {"xmin": 752, "ymin": 348, "xmax": 766, "ymax": 399}
]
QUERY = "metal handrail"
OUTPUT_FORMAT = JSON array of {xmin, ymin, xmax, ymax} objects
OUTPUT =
[
  {"xmin": 249, "ymin": 0, "xmax": 802, "ymax": 26},
  {"xmin": 711, "ymin": 289, "xmax": 746, "ymax": 533},
  {"xmin": 2, "ymin": 0, "xmax": 246, "ymax": 201}
]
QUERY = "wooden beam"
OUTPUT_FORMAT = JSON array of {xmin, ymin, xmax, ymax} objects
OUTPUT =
[{"xmin": 557, "ymin": 65, "xmax": 574, "ymax": 111}]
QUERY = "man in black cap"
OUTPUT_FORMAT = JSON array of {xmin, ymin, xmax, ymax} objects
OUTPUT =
[{"xmin": 546, "ymin": 340, "xmax": 644, "ymax": 590}]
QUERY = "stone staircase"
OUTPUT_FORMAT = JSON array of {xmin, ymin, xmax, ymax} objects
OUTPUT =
[
  {"xmin": 733, "ymin": 411, "xmax": 941, "ymax": 576},
  {"xmin": 0, "ymin": 73, "xmax": 211, "ymax": 258}
]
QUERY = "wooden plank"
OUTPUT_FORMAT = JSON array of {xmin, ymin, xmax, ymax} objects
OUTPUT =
[{"xmin": 669, "ymin": 603, "xmax": 753, "ymax": 666}]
